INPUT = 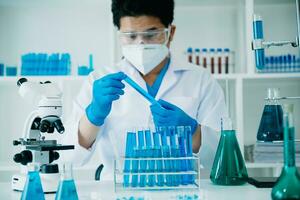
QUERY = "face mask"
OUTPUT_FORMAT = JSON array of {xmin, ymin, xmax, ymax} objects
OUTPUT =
[{"xmin": 122, "ymin": 44, "xmax": 169, "ymax": 75}]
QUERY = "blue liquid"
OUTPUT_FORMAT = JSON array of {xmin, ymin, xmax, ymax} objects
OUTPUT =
[
  {"xmin": 147, "ymin": 149, "xmax": 156, "ymax": 187},
  {"xmin": 55, "ymin": 180, "xmax": 78, "ymax": 200},
  {"xmin": 171, "ymin": 148, "xmax": 180, "ymax": 186},
  {"xmin": 162, "ymin": 146, "xmax": 172, "ymax": 186},
  {"xmin": 257, "ymin": 105, "xmax": 283, "ymax": 141},
  {"xmin": 123, "ymin": 132, "xmax": 136, "ymax": 187},
  {"xmin": 178, "ymin": 134, "xmax": 189, "ymax": 185},
  {"xmin": 153, "ymin": 132, "xmax": 164, "ymax": 186},
  {"xmin": 253, "ymin": 20, "xmax": 265, "ymax": 70},
  {"xmin": 131, "ymin": 149, "xmax": 139, "ymax": 187},
  {"xmin": 139, "ymin": 149, "xmax": 147, "ymax": 187},
  {"xmin": 21, "ymin": 171, "xmax": 45, "ymax": 200},
  {"xmin": 185, "ymin": 127, "xmax": 195, "ymax": 184}
]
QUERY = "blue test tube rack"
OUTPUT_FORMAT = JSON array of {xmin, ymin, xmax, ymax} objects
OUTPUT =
[{"xmin": 118, "ymin": 126, "xmax": 199, "ymax": 191}]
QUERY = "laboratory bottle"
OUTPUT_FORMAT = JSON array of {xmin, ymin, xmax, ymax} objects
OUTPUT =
[
  {"xmin": 223, "ymin": 48, "xmax": 230, "ymax": 74},
  {"xmin": 187, "ymin": 47, "xmax": 193, "ymax": 63},
  {"xmin": 210, "ymin": 118, "xmax": 248, "ymax": 185},
  {"xmin": 195, "ymin": 48, "xmax": 200, "ymax": 66},
  {"xmin": 257, "ymin": 88, "xmax": 283, "ymax": 142},
  {"xmin": 216, "ymin": 48, "xmax": 222, "ymax": 74},
  {"xmin": 271, "ymin": 104, "xmax": 300, "ymax": 200},
  {"xmin": 21, "ymin": 163, "xmax": 45, "ymax": 200},
  {"xmin": 55, "ymin": 163, "xmax": 79, "ymax": 200},
  {"xmin": 201, "ymin": 48, "xmax": 208, "ymax": 68},
  {"xmin": 209, "ymin": 48, "xmax": 215, "ymax": 74}
]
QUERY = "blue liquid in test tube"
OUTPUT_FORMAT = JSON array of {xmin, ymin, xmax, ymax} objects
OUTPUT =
[
  {"xmin": 185, "ymin": 126, "xmax": 195, "ymax": 184},
  {"xmin": 137, "ymin": 130, "xmax": 147, "ymax": 187},
  {"xmin": 253, "ymin": 15, "xmax": 265, "ymax": 70},
  {"xmin": 145, "ymin": 129, "xmax": 156, "ymax": 187},
  {"xmin": 123, "ymin": 131, "xmax": 137, "ymax": 187},
  {"xmin": 153, "ymin": 132, "xmax": 164, "ymax": 186},
  {"xmin": 159, "ymin": 127, "xmax": 172, "ymax": 186},
  {"xmin": 177, "ymin": 126, "xmax": 189, "ymax": 185},
  {"xmin": 169, "ymin": 126, "xmax": 180, "ymax": 186}
]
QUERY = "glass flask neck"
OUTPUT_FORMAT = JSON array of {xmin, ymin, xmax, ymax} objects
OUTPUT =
[
  {"xmin": 61, "ymin": 163, "xmax": 74, "ymax": 180},
  {"xmin": 283, "ymin": 105, "xmax": 295, "ymax": 167}
]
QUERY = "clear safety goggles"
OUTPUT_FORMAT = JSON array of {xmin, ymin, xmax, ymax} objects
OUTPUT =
[{"xmin": 118, "ymin": 28, "xmax": 169, "ymax": 45}]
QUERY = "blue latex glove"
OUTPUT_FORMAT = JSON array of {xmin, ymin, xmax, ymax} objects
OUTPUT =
[
  {"xmin": 150, "ymin": 99, "xmax": 198, "ymax": 134},
  {"xmin": 86, "ymin": 72, "xmax": 126, "ymax": 126}
]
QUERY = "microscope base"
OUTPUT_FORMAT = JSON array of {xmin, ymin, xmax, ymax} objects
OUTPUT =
[{"xmin": 12, "ymin": 172, "xmax": 60, "ymax": 193}]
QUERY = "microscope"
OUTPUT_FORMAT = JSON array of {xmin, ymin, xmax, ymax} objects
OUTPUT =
[{"xmin": 11, "ymin": 78, "xmax": 74, "ymax": 193}]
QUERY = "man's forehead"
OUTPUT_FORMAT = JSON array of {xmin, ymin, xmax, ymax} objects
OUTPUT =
[{"xmin": 120, "ymin": 16, "xmax": 165, "ymax": 32}]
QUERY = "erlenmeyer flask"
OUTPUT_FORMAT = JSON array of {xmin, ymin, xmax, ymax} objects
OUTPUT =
[
  {"xmin": 210, "ymin": 118, "xmax": 248, "ymax": 185},
  {"xmin": 271, "ymin": 104, "xmax": 300, "ymax": 200},
  {"xmin": 21, "ymin": 163, "xmax": 45, "ymax": 200},
  {"xmin": 257, "ymin": 88, "xmax": 283, "ymax": 141},
  {"xmin": 55, "ymin": 163, "xmax": 79, "ymax": 200}
]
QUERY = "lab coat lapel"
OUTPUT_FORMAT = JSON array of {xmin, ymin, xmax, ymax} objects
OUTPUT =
[{"xmin": 155, "ymin": 57, "xmax": 181, "ymax": 100}]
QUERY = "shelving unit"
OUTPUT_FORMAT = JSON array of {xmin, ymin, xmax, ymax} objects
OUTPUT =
[{"xmin": 0, "ymin": 0, "xmax": 299, "ymax": 180}]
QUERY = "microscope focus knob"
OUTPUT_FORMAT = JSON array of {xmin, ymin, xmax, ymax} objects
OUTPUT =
[
  {"xmin": 13, "ymin": 140, "xmax": 21, "ymax": 146},
  {"xmin": 13, "ymin": 150, "xmax": 32, "ymax": 165}
]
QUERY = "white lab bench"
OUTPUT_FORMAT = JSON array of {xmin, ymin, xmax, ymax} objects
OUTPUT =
[{"xmin": 0, "ymin": 179, "xmax": 271, "ymax": 200}]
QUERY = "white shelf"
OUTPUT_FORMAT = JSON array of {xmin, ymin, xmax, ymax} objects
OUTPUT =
[
  {"xmin": 246, "ymin": 162, "xmax": 300, "ymax": 169},
  {"xmin": 0, "ymin": 76, "xmax": 86, "ymax": 83}
]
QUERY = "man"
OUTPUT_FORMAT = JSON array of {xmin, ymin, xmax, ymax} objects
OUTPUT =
[{"xmin": 62, "ymin": 0, "xmax": 227, "ymax": 180}]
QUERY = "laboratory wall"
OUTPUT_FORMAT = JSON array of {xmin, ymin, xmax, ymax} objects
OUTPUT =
[{"xmin": 0, "ymin": 0, "xmax": 299, "ymax": 182}]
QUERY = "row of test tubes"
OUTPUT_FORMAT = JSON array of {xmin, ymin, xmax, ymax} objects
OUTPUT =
[
  {"xmin": 186, "ymin": 47, "xmax": 235, "ymax": 74},
  {"xmin": 257, "ymin": 54, "xmax": 300, "ymax": 73},
  {"xmin": 21, "ymin": 53, "xmax": 71, "ymax": 76},
  {"xmin": 122, "ymin": 126, "xmax": 196, "ymax": 188}
]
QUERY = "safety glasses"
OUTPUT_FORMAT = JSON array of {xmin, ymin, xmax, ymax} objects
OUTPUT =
[{"xmin": 118, "ymin": 28, "xmax": 169, "ymax": 45}]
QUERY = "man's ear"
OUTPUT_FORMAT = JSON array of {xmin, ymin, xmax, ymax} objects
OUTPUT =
[
  {"xmin": 169, "ymin": 25, "xmax": 176, "ymax": 42},
  {"xmin": 167, "ymin": 25, "xmax": 176, "ymax": 48}
]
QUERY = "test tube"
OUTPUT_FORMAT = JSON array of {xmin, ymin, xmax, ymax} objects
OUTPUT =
[
  {"xmin": 137, "ymin": 130, "xmax": 146, "ymax": 187},
  {"xmin": 177, "ymin": 126, "xmax": 188, "ymax": 185},
  {"xmin": 195, "ymin": 48, "xmax": 200, "ymax": 66},
  {"xmin": 216, "ymin": 48, "xmax": 222, "ymax": 74},
  {"xmin": 153, "ymin": 131, "xmax": 164, "ymax": 186},
  {"xmin": 145, "ymin": 129, "xmax": 155, "ymax": 187},
  {"xmin": 159, "ymin": 126, "xmax": 172, "ymax": 186},
  {"xmin": 201, "ymin": 48, "xmax": 208, "ymax": 69},
  {"xmin": 209, "ymin": 48, "xmax": 215, "ymax": 74},
  {"xmin": 187, "ymin": 47, "xmax": 193, "ymax": 63},
  {"xmin": 123, "ymin": 132, "xmax": 131, "ymax": 187},
  {"xmin": 223, "ymin": 48, "xmax": 230, "ymax": 74},
  {"xmin": 292, "ymin": 55, "xmax": 296, "ymax": 72},
  {"xmin": 185, "ymin": 126, "xmax": 195, "ymax": 184},
  {"xmin": 287, "ymin": 54, "xmax": 292, "ymax": 72},
  {"xmin": 168, "ymin": 126, "xmax": 180, "ymax": 186},
  {"xmin": 253, "ymin": 14, "xmax": 265, "ymax": 70}
]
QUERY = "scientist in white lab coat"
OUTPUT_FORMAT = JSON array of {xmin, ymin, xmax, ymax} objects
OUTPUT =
[{"xmin": 62, "ymin": 0, "xmax": 228, "ymax": 179}]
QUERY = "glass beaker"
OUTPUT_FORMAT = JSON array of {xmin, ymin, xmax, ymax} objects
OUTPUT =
[
  {"xmin": 257, "ymin": 88, "xmax": 283, "ymax": 141},
  {"xmin": 21, "ymin": 163, "xmax": 45, "ymax": 200},
  {"xmin": 271, "ymin": 104, "xmax": 300, "ymax": 200},
  {"xmin": 55, "ymin": 163, "xmax": 79, "ymax": 200},
  {"xmin": 210, "ymin": 118, "xmax": 248, "ymax": 185}
]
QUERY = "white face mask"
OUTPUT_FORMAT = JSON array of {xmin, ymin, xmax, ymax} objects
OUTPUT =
[{"xmin": 122, "ymin": 44, "xmax": 169, "ymax": 75}]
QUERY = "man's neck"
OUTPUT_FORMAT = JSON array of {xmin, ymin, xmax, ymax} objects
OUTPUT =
[{"xmin": 142, "ymin": 57, "xmax": 168, "ymax": 86}]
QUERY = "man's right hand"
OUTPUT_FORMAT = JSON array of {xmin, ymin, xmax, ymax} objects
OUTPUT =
[{"xmin": 86, "ymin": 72, "xmax": 126, "ymax": 126}]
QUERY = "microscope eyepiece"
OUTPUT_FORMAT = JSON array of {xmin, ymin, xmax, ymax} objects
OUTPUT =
[
  {"xmin": 53, "ymin": 119, "xmax": 65, "ymax": 134},
  {"xmin": 40, "ymin": 120, "xmax": 51, "ymax": 133},
  {"xmin": 17, "ymin": 78, "xmax": 28, "ymax": 87}
]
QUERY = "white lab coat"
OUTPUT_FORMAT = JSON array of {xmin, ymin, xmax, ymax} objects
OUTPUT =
[{"xmin": 61, "ymin": 55, "xmax": 228, "ymax": 180}]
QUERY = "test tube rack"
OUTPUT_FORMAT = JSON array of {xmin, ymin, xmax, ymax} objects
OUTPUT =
[{"xmin": 113, "ymin": 154, "xmax": 200, "ymax": 192}]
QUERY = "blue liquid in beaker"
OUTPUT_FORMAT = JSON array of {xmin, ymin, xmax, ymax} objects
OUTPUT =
[
  {"xmin": 257, "ymin": 105, "xmax": 283, "ymax": 141},
  {"xmin": 55, "ymin": 179, "xmax": 79, "ymax": 200},
  {"xmin": 21, "ymin": 171, "xmax": 45, "ymax": 200}
]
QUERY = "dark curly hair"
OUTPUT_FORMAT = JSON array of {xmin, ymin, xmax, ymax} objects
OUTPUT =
[{"xmin": 111, "ymin": 0, "xmax": 174, "ymax": 29}]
